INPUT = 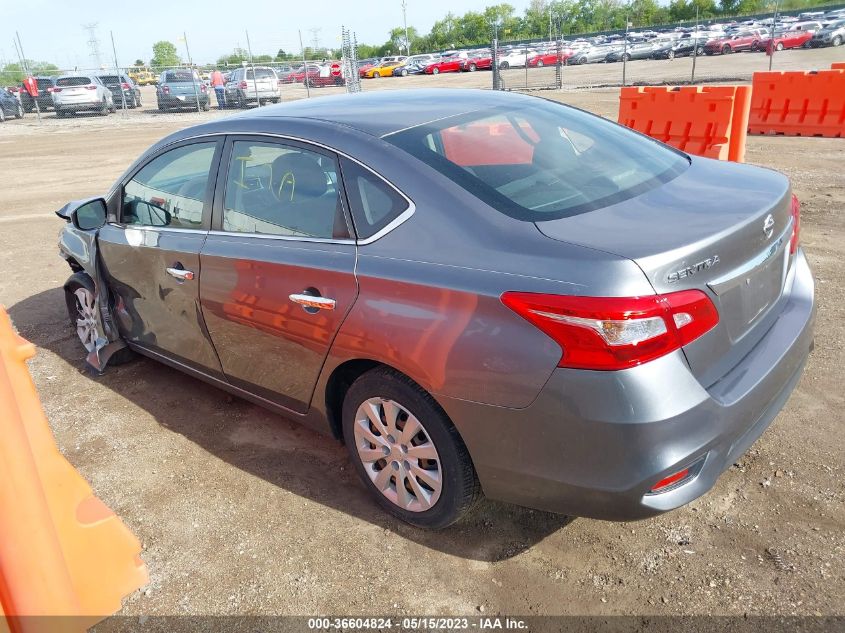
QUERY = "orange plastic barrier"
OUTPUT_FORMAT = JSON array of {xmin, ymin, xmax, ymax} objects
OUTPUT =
[
  {"xmin": 832, "ymin": 62, "xmax": 845, "ymax": 70},
  {"xmin": 0, "ymin": 306, "xmax": 147, "ymax": 633},
  {"xmin": 748, "ymin": 70, "xmax": 845, "ymax": 137},
  {"xmin": 618, "ymin": 85, "xmax": 751, "ymax": 162}
]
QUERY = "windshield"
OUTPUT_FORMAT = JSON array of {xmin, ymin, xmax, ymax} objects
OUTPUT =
[{"xmin": 386, "ymin": 100, "xmax": 688, "ymax": 221}]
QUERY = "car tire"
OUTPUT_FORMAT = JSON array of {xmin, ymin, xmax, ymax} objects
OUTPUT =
[
  {"xmin": 667, "ymin": 49, "xmax": 675, "ymax": 60},
  {"xmin": 401, "ymin": 69, "xmax": 409, "ymax": 76},
  {"xmin": 99, "ymin": 99, "xmax": 109, "ymax": 116},
  {"xmin": 64, "ymin": 273, "xmax": 135, "ymax": 365},
  {"xmin": 15, "ymin": 103, "xmax": 23, "ymax": 119},
  {"xmin": 697, "ymin": 46, "xmax": 705, "ymax": 55},
  {"xmin": 776, "ymin": 42, "xmax": 784, "ymax": 51},
  {"xmin": 432, "ymin": 67, "xmax": 440, "ymax": 75},
  {"xmin": 0, "ymin": 108, "xmax": 5, "ymax": 123},
  {"xmin": 373, "ymin": 71, "xmax": 380, "ymax": 78},
  {"xmin": 201, "ymin": 101, "xmax": 209, "ymax": 111},
  {"xmin": 499, "ymin": 61, "xmax": 509, "ymax": 69},
  {"xmin": 342, "ymin": 367, "xmax": 481, "ymax": 529},
  {"xmin": 751, "ymin": 41, "xmax": 760, "ymax": 51},
  {"xmin": 237, "ymin": 92, "xmax": 247, "ymax": 109},
  {"xmin": 536, "ymin": 59, "xmax": 545, "ymax": 67},
  {"xmin": 722, "ymin": 44, "xmax": 731, "ymax": 54},
  {"xmin": 833, "ymin": 36, "xmax": 842, "ymax": 46},
  {"xmin": 55, "ymin": 107, "xmax": 64, "ymax": 118}
]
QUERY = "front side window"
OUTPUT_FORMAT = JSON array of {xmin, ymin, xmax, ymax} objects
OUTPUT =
[
  {"xmin": 122, "ymin": 142, "xmax": 217, "ymax": 229},
  {"xmin": 222, "ymin": 141, "xmax": 348, "ymax": 239},
  {"xmin": 387, "ymin": 100, "xmax": 688, "ymax": 221}
]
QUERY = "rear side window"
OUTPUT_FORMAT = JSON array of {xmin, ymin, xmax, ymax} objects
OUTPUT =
[
  {"xmin": 56, "ymin": 77, "xmax": 92, "ymax": 87},
  {"xmin": 340, "ymin": 159, "xmax": 409, "ymax": 240},
  {"xmin": 222, "ymin": 140, "xmax": 348, "ymax": 239},
  {"xmin": 122, "ymin": 142, "xmax": 217, "ymax": 229}
]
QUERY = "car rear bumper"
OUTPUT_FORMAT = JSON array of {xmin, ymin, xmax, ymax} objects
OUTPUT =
[
  {"xmin": 54, "ymin": 100, "xmax": 104, "ymax": 110},
  {"xmin": 159, "ymin": 95, "xmax": 209, "ymax": 107},
  {"xmin": 439, "ymin": 250, "xmax": 815, "ymax": 521}
]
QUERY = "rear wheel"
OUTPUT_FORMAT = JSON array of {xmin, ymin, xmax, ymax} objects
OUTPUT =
[
  {"xmin": 751, "ymin": 40, "xmax": 759, "ymax": 51},
  {"xmin": 342, "ymin": 367, "xmax": 481, "ymax": 529},
  {"xmin": 15, "ymin": 103, "xmax": 23, "ymax": 119},
  {"xmin": 667, "ymin": 49, "xmax": 675, "ymax": 60},
  {"xmin": 697, "ymin": 46, "xmax": 705, "ymax": 55},
  {"xmin": 722, "ymin": 44, "xmax": 731, "ymax": 54},
  {"xmin": 0, "ymin": 108, "xmax": 5, "ymax": 123},
  {"xmin": 432, "ymin": 67, "xmax": 440, "ymax": 74},
  {"xmin": 775, "ymin": 42, "xmax": 784, "ymax": 51},
  {"xmin": 373, "ymin": 71, "xmax": 380, "ymax": 78},
  {"xmin": 100, "ymin": 99, "xmax": 109, "ymax": 116},
  {"xmin": 468, "ymin": 63, "xmax": 477, "ymax": 72},
  {"xmin": 833, "ymin": 36, "xmax": 842, "ymax": 46},
  {"xmin": 201, "ymin": 100, "xmax": 210, "ymax": 111},
  {"xmin": 536, "ymin": 59, "xmax": 545, "ymax": 67},
  {"xmin": 499, "ymin": 61, "xmax": 509, "ymax": 69}
]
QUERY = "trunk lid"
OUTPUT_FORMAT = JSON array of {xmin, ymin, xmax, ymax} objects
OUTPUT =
[
  {"xmin": 167, "ymin": 82, "xmax": 201, "ymax": 96},
  {"xmin": 535, "ymin": 157, "xmax": 795, "ymax": 387}
]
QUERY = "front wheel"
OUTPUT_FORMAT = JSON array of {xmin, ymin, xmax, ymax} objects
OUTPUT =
[
  {"xmin": 775, "ymin": 42, "xmax": 784, "ymax": 51},
  {"xmin": 63, "ymin": 273, "xmax": 134, "ymax": 364},
  {"xmin": 536, "ymin": 59, "xmax": 544, "ymax": 67},
  {"xmin": 667, "ymin": 49, "xmax": 675, "ymax": 60},
  {"xmin": 342, "ymin": 367, "xmax": 481, "ymax": 529},
  {"xmin": 722, "ymin": 45, "xmax": 731, "ymax": 55},
  {"xmin": 373, "ymin": 71, "xmax": 380, "ymax": 78},
  {"xmin": 499, "ymin": 61, "xmax": 509, "ymax": 69},
  {"xmin": 432, "ymin": 67, "xmax": 439, "ymax": 74},
  {"xmin": 833, "ymin": 36, "xmax": 842, "ymax": 46},
  {"xmin": 15, "ymin": 103, "xmax": 23, "ymax": 119}
]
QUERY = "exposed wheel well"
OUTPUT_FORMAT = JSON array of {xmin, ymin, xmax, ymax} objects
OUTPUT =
[{"xmin": 325, "ymin": 359, "xmax": 384, "ymax": 440}]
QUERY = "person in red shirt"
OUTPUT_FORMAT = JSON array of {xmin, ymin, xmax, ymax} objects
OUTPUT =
[{"xmin": 210, "ymin": 70, "xmax": 226, "ymax": 109}]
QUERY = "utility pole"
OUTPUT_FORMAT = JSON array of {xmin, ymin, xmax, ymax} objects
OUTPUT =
[
  {"xmin": 83, "ymin": 23, "xmax": 102, "ymax": 69},
  {"xmin": 110, "ymin": 31, "xmax": 127, "ymax": 117},
  {"xmin": 401, "ymin": 0, "xmax": 410, "ymax": 55},
  {"xmin": 691, "ymin": 6, "xmax": 699, "ymax": 83},
  {"xmin": 15, "ymin": 31, "xmax": 40, "ymax": 123},
  {"xmin": 769, "ymin": 0, "xmax": 780, "ymax": 71},
  {"xmin": 245, "ymin": 29, "xmax": 260, "ymax": 107},
  {"xmin": 622, "ymin": 14, "xmax": 630, "ymax": 87},
  {"xmin": 299, "ymin": 30, "xmax": 310, "ymax": 98},
  {"xmin": 182, "ymin": 32, "xmax": 202, "ymax": 112}
]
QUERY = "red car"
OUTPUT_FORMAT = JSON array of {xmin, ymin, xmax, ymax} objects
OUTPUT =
[
  {"xmin": 286, "ymin": 64, "xmax": 321, "ymax": 84},
  {"xmin": 527, "ymin": 49, "xmax": 575, "ymax": 67},
  {"xmin": 424, "ymin": 56, "xmax": 463, "ymax": 75},
  {"xmin": 763, "ymin": 29, "xmax": 813, "ymax": 52},
  {"xmin": 460, "ymin": 55, "xmax": 492, "ymax": 71},
  {"xmin": 704, "ymin": 30, "xmax": 764, "ymax": 54}
]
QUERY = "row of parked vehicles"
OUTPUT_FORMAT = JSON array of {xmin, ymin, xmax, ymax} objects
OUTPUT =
[
  {"xmin": 353, "ymin": 7, "xmax": 845, "ymax": 78},
  {"xmin": 1, "ymin": 73, "xmax": 143, "ymax": 119}
]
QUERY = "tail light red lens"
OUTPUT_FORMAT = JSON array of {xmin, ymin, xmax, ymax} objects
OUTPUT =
[
  {"xmin": 121, "ymin": 82, "xmax": 130, "ymax": 89},
  {"xmin": 162, "ymin": 86, "xmax": 170, "ymax": 94},
  {"xmin": 501, "ymin": 290, "xmax": 719, "ymax": 371},
  {"xmin": 789, "ymin": 194, "xmax": 801, "ymax": 255},
  {"xmin": 649, "ymin": 468, "xmax": 691, "ymax": 494},
  {"xmin": 239, "ymin": 81, "xmax": 248, "ymax": 89},
  {"xmin": 51, "ymin": 87, "xmax": 62, "ymax": 93},
  {"xmin": 85, "ymin": 85, "xmax": 97, "ymax": 90}
]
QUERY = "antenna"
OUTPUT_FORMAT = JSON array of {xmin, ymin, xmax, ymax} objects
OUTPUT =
[{"xmin": 83, "ymin": 22, "xmax": 102, "ymax": 68}]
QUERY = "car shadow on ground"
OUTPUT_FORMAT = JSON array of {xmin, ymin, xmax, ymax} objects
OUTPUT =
[{"xmin": 8, "ymin": 287, "xmax": 574, "ymax": 562}]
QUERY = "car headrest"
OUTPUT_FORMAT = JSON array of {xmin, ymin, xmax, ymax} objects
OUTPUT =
[{"xmin": 270, "ymin": 152, "xmax": 329, "ymax": 202}]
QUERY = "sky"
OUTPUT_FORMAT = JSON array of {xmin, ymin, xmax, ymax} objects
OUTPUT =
[{"xmin": 1, "ymin": 0, "xmax": 536, "ymax": 71}]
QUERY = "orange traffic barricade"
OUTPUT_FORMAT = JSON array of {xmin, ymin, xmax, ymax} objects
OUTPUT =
[
  {"xmin": 748, "ymin": 70, "xmax": 845, "ymax": 137},
  {"xmin": 618, "ymin": 85, "xmax": 751, "ymax": 162},
  {"xmin": 0, "ymin": 306, "xmax": 147, "ymax": 633},
  {"xmin": 832, "ymin": 62, "xmax": 845, "ymax": 70}
]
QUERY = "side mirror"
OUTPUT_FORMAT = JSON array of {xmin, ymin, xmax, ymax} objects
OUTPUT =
[{"xmin": 74, "ymin": 199, "xmax": 108, "ymax": 230}]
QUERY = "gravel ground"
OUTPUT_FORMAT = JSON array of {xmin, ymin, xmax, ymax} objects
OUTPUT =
[{"xmin": 0, "ymin": 46, "xmax": 843, "ymax": 619}]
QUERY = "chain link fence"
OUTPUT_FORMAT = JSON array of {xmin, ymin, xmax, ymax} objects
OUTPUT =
[{"xmin": 492, "ymin": 39, "xmax": 563, "ymax": 92}]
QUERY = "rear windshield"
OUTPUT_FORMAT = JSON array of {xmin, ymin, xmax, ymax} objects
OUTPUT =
[
  {"xmin": 98, "ymin": 75, "xmax": 121, "ymax": 85},
  {"xmin": 164, "ymin": 70, "xmax": 198, "ymax": 82},
  {"xmin": 56, "ymin": 77, "xmax": 92, "ymax": 87},
  {"xmin": 36, "ymin": 78, "xmax": 53, "ymax": 88},
  {"xmin": 246, "ymin": 68, "xmax": 276, "ymax": 80},
  {"xmin": 386, "ymin": 99, "xmax": 688, "ymax": 221}
]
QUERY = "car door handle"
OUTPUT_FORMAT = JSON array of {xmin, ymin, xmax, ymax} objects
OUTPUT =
[
  {"xmin": 166, "ymin": 267, "xmax": 195, "ymax": 281},
  {"xmin": 289, "ymin": 294, "xmax": 336, "ymax": 311}
]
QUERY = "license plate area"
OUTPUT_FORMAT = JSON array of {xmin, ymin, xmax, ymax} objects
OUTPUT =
[{"xmin": 708, "ymin": 232, "xmax": 789, "ymax": 342}]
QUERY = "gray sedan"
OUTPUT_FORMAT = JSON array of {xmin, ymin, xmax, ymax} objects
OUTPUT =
[{"xmin": 55, "ymin": 89, "xmax": 815, "ymax": 528}]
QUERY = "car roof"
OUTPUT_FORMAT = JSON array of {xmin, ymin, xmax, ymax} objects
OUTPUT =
[{"xmin": 188, "ymin": 89, "xmax": 537, "ymax": 138}]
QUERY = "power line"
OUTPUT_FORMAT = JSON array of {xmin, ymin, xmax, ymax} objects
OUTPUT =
[{"xmin": 82, "ymin": 22, "xmax": 102, "ymax": 68}]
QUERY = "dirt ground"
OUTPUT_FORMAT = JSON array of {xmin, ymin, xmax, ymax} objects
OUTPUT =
[{"xmin": 0, "ymin": 46, "xmax": 844, "ymax": 619}]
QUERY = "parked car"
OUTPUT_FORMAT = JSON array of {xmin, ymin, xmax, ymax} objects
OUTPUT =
[
  {"xmin": 55, "ymin": 89, "xmax": 814, "ymax": 529},
  {"xmin": 305, "ymin": 63, "xmax": 346, "ymax": 88},
  {"xmin": 97, "ymin": 73, "xmax": 142, "ymax": 108},
  {"xmin": 0, "ymin": 88, "xmax": 24, "ymax": 122},
  {"xmin": 393, "ymin": 54, "xmax": 437, "ymax": 76},
  {"xmin": 704, "ymin": 30, "xmax": 764, "ymax": 54},
  {"xmin": 363, "ymin": 60, "xmax": 404, "ymax": 78},
  {"xmin": 460, "ymin": 54, "xmax": 493, "ymax": 71},
  {"xmin": 289, "ymin": 64, "xmax": 321, "ymax": 84},
  {"xmin": 224, "ymin": 66, "xmax": 280, "ymax": 107},
  {"xmin": 762, "ymin": 29, "xmax": 813, "ymax": 51},
  {"xmin": 606, "ymin": 41, "xmax": 656, "ymax": 62},
  {"xmin": 569, "ymin": 44, "xmax": 621, "ymax": 64},
  {"xmin": 19, "ymin": 76, "xmax": 55, "ymax": 112},
  {"xmin": 52, "ymin": 75, "xmax": 115, "ymax": 117},
  {"xmin": 808, "ymin": 19, "xmax": 845, "ymax": 46},
  {"xmin": 527, "ymin": 48, "xmax": 574, "ymax": 67},
  {"xmin": 661, "ymin": 36, "xmax": 708, "ymax": 58},
  {"xmin": 156, "ymin": 69, "xmax": 210, "ymax": 111},
  {"xmin": 496, "ymin": 48, "xmax": 537, "ymax": 69},
  {"xmin": 356, "ymin": 58, "xmax": 379, "ymax": 77},
  {"xmin": 424, "ymin": 55, "xmax": 463, "ymax": 74}
]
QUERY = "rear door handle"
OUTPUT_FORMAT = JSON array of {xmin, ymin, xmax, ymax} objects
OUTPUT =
[
  {"xmin": 289, "ymin": 294, "xmax": 336, "ymax": 311},
  {"xmin": 166, "ymin": 267, "xmax": 195, "ymax": 281}
]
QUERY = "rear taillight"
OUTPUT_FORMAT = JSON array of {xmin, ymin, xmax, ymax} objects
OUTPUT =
[
  {"xmin": 51, "ymin": 87, "xmax": 61, "ymax": 93},
  {"xmin": 85, "ymin": 84, "xmax": 97, "ymax": 90},
  {"xmin": 121, "ymin": 82, "xmax": 130, "ymax": 89},
  {"xmin": 200, "ymin": 83, "xmax": 207, "ymax": 92},
  {"xmin": 501, "ymin": 290, "xmax": 719, "ymax": 371},
  {"xmin": 162, "ymin": 85, "xmax": 170, "ymax": 94},
  {"xmin": 239, "ymin": 81, "xmax": 248, "ymax": 89},
  {"xmin": 789, "ymin": 194, "xmax": 800, "ymax": 255}
]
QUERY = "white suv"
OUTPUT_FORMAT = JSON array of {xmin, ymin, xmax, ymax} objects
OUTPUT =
[
  {"xmin": 224, "ymin": 66, "xmax": 280, "ymax": 108},
  {"xmin": 52, "ymin": 75, "xmax": 115, "ymax": 117}
]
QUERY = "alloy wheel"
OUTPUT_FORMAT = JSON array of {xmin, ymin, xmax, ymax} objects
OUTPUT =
[
  {"xmin": 74, "ymin": 287, "xmax": 99, "ymax": 352},
  {"xmin": 353, "ymin": 397, "xmax": 442, "ymax": 512}
]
